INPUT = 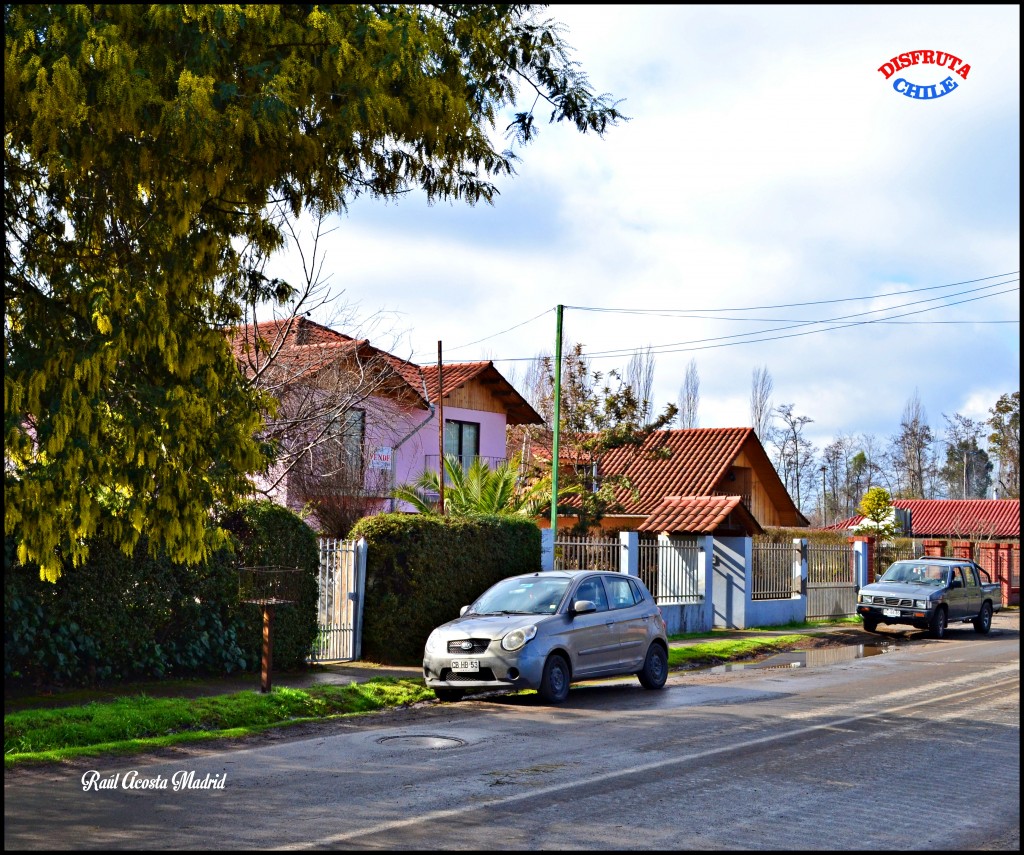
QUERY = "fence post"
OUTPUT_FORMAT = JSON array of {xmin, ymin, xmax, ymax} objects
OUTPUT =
[
  {"xmin": 352, "ymin": 538, "xmax": 368, "ymax": 660},
  {"xmin": 620, "ymin": 531, "xmax": 639, "ymax": 576},
  {"xmin": 540, "ymin": 529, "xmax": 554, "ymax": 571},
  {"xmin": 792, "ymin": 538, "xmax": 807, "ymax": 599},
  {"xmin": 850, "ymin": 537, "xmax": 869, "ymax": 589}
]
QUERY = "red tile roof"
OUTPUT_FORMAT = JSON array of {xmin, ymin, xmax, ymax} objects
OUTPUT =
[
  {"xmin": 638, "ymin": 495, "xmax": 764, "ymax": 535},
  {"xmin": 829, "ymin": 499, "xmax": 1020, "ymax": 539},
  {"xmin": 600, "ymin": 428, "xmax": 753, "ymax": 513},
  {"xmin": 227, "ymin": 318, "xmax": 542, "ymax": 423}
]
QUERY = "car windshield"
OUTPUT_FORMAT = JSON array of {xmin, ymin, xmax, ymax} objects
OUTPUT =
[
  {"xmin": 879, "ymin": 561, "xmax": 950, "ymax": 586},
  {"xmin": 468, "ymin": 576, "xmax": 571, "ymax": 616}
]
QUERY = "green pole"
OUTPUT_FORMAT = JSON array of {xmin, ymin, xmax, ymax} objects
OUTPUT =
[{"xmin": 550, "ymin": 304, "xmax": 563, "ymax": 536}]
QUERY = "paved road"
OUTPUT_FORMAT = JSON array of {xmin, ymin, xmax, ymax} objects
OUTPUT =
[{"xmin": 5, "ymin": 612, "xmax": 1019, "ymax": 850}]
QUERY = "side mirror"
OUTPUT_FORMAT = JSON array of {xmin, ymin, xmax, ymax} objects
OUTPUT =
[
  {"xmin": 571, "ymin": 599, "xmax": 597, "ymax": 616},
  {"xmin": 459, "ymin": 605, "xmax": 470, "ymax": 616},
  {"xmin": 951, "ymin": 579, "xmax": 963, "ymax": 590}
]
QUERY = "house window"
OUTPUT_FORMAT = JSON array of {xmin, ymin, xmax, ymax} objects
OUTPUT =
[
  {"xmin": 444, "ymin": 420, "xmax": 479, "ymax": 469},
  {"xmin": 330, "ymin": 409, "xmax": 365, "ymax": 480}
]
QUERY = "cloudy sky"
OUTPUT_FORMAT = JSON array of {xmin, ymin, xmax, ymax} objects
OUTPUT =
[{"xmin": 266, "ymin": 4, "xmax": 1020, "ymax": 452}]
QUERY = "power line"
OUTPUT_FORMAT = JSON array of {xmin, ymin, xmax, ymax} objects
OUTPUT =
[{"xmin": 564, "ymin": 270, "xmax": 1019, "ymax": 315}]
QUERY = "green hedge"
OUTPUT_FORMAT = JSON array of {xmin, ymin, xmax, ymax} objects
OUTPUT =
[
  {"xmin": 349, "ymin": 514, "xmax": 541, "ymax": 665},
  {"xmin": 4, "ymin": 500, "xmax": 319, "ymax": 688}
]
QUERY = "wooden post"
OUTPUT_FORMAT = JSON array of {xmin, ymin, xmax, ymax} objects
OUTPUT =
[
  {"xmin": 260, "ymin": 604, "xmax": 274, "ymax": 693},
  {"xmin": 437, "ymin": 341, "xmax": 445, "ymax": 516}
]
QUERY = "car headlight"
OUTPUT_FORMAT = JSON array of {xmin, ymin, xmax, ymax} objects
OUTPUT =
[
  {"xmin": 501, "ymin": 625, "xmax": 537, "ymax": 652},
  {"xmin": 425, "ymin": 629, "xmax": 443, "ymax": 655},
  {"xmin": 915, "ymin": 600, "xmax": 930, "ymax": 609}
]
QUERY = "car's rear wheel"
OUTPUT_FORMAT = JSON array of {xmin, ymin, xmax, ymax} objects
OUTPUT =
[
  {"xmin": 637, "ymin": 642, "xmax": 668, "ymax": 690},
  {"xmin": 862, "ymin": 615, "xmax": 879, "ymax": 633},
  {"xmin": 928, "ymin": 606, "xmax": 948, "ymax": 639},
  {"xmin": 433, "ymin": 688, "xmax": 465, "ymax": 703},
  {"xmin": 973, "ymin": 602, "xmax": 993, "ymax": 635},
  {"xmin": 538, "ymin": 654, "xmax": 570, "ymax": 704}
]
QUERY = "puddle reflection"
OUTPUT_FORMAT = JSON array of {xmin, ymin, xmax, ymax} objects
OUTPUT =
[{"xmin": 708, "ymin": 643, "xmax": 892, "ymax": 673}]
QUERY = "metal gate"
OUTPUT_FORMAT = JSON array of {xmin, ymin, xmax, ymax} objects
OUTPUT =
[
  {"xmin": 310, "ymin": 538, "xmax": 367, "ymax": 662},
  {"xmin": 806, "ymin": 543, "xmax": 856, "ymax": 620}
]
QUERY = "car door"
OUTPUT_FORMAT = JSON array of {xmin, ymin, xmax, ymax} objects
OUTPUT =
[
  {"xmin": 602, "ymin": 574, "xmax": 651, "ymax": 670},
  {"xmin": 563, "ymin": 575, "xmax": 621, "ymax": 677},
  {"xmin": 945, "ymin": 565, "xmax": 972, "ymax": 621}
]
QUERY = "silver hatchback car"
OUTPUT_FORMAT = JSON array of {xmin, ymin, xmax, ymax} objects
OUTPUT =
[{"xmin": 422, "ymin": 570, "xmax": 670, "ymax": 704}]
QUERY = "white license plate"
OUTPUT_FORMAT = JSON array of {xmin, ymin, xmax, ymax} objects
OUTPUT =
[
  {"xmin": 882, "ymin": 608, "xmax": 901, "ymax": 617},
  {"xmin": 450, "ymin": 659, "xmax": 479, "ymax": 672}
]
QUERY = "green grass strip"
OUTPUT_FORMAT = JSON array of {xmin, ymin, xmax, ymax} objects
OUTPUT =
[
  {"xmin": 668, "ymin": 635, "xmax": 806, "ymax": 668},
  {"xmin": 5, "ymin": 678, "xmax": 433, "ymax": 766}
]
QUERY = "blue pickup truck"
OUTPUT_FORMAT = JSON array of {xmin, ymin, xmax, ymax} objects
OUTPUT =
[{"xmin": 856, "ymin": 557, "xmax": 1002, "ymax": 639}]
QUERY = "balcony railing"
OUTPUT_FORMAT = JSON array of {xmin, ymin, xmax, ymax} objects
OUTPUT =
[{"xmin": 423, "ymin": 455, "xmax": 508, "ymax": 476}]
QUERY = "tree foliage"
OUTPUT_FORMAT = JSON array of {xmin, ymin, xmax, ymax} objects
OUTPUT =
[
  {"xmin": 4, "ymin": 4, "xmax": 625, "ymax": 579},
  {"xmin": 987, "ymin": 391, "xmax": 1020, "ymax": 499},
  {"xmin": 854, "ymin": 486, "xmax": 903, "ymax": 539},
  {"xmin": 392, "ymin": 452, "xmax": 559, "ymax": 518}
]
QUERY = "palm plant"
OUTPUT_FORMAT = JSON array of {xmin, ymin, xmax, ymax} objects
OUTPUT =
[{"xmin": 392, "ymin": 453, "xmax": 570, "ymax": 518}]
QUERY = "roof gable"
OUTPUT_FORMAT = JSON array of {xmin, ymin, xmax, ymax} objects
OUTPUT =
[
  {"xmin": 597, "ymin": 428, "xmax": 802, "ymax": 522},
  {"xmin": 638, "ymin": 495, "xmax": 763, "ymax": 535}
]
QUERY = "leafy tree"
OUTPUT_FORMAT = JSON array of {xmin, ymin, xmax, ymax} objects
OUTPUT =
[
  {"xmin": 5, "ymin": 4, "xmax": 625, "ymax": 579},
  {"xmin": 854, "ymin": 486, "xmax": 903, "ymax": 539},
  {"xmin": 521, "ymin": 343, "xmax": 678, "ymax": 532},
  {"xmin": 392, "ymin": 453, "xmax": 558, "ymax": 518},
  {"xmin": 939, "ymin": 413, "xmax": 992, "ymax": 499},
  {"xmin": 987, "ymin": 391, "xmax": 1020, "ymax": 499}
]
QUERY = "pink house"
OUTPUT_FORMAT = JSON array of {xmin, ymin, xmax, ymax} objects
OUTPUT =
[{"xmin": 231, "ymin": 318, "xmax": 542, "ymax": 533}]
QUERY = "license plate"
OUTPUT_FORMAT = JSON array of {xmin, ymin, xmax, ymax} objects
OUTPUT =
[
  {"xmin": 450, "ymin": 659, "xmax": 479, "ymax": 672},
  {"xmin": 882, "ymin": 608, "xmax": 901, "ymax": 617}
]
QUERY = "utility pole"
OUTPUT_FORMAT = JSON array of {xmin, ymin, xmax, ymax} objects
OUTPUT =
[
  {"xmin": 820, "ymin": 465, "xmax": 827, "ymax": 525},
  {"xmin": 437, "ymin": 341, "xmax": 445, "ymax": 516},
  {"xmin": 550, "ymin": 305, "xmax": 563, "ymax": 537}
]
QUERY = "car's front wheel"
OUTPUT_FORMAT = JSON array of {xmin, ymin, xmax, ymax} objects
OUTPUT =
[
  {"xmin": 928, "ymin": 606, "xmax": 948, "ymax": 639},
  {"xmin": 973, "ymin": 602, "xmax": 993, "ymax": 635},
  {"xmin": 537, "ymin": 653, "xmax": 571, "ymax": 704},
  {"xmin": 433, "ymin": 688, "xmax": 465, "ymax": 703},
  {"xmin": 862, "ymin": 615, "xmax": 879, "ymax": 633},
  {"xmin": 637, "ymin": 642, "xmax": 668, "ymax": 689}
]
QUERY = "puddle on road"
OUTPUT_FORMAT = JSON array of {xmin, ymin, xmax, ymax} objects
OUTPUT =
[{"xmin": 708, "ymin": 643, "xmax": 892, "ymax": 673}]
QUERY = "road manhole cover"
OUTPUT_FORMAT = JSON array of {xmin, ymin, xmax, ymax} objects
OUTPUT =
[{"xmin": 376, "ymin": 734, "xmax": 466, "ymax": 749}]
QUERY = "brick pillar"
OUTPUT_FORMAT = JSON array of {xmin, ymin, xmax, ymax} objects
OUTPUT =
[
  {"xmin": 951, "ymin": 540, "xmax": 972, "ymax": 560},
  {"xmin": 922, "ymin": 539, "xmax": 945, "ymax": 557},
  {"xmin": 978, "ymin": 543, "xmax": 1004, "ymax": 607}
]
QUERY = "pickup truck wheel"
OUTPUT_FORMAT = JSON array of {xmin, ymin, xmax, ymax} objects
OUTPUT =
[
  {"xmin": 928, "ymin": 606, "xmax": 948, "ymax": 639},
  {"xmin": 973, "ymin": 602, "xmax": 993, "ymax": 635},
  {"xmin": 862, "ymin": 616, "xmax": 879, "ymax": 633}
]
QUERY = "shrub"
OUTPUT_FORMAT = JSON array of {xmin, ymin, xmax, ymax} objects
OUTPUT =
[{"xmin": 349, "ymin": 513, "xmax": 541, "ymax": 665}]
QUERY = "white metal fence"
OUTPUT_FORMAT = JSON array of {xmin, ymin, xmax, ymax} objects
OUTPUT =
[
  {"xmin": 311, "ymin": 538, "xmax": 367, "ymax": 662},
  {"xmin": 554, "ymin": 534, "xmax": 702, "ymax": 606},
  {"xmin": 553, "ymin": 535, "xmax": 620, "ymax": 571}
]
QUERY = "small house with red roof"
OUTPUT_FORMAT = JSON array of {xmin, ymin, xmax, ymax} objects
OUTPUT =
[
  {"xmin": 528, "ymin": 426, "xmax": 807, "ymax": 535},
  {"xmin": 230, "ymin": 318, "xmax": 542, "ymax": 531}
]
